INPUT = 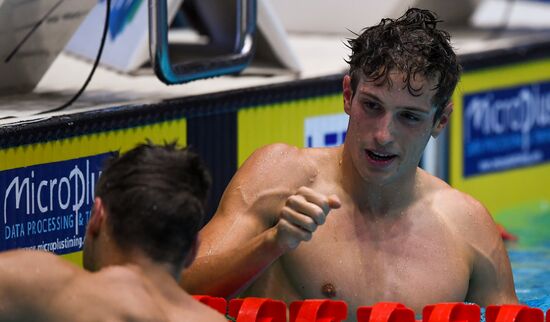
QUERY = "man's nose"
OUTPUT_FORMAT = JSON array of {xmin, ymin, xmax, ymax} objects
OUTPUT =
[{"xmin": 373, "ymin": 114, "xmax": 394, "ymax": 146}]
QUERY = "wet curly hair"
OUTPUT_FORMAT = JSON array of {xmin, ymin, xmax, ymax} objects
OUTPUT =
[{"xmin": 346, "ymin": 8, "xmax": 461, "ymax": 121}]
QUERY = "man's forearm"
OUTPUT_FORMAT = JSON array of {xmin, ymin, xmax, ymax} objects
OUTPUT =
[{"xmin": 180, "ymin": 228, "xmax": 284, "ymax": 298}]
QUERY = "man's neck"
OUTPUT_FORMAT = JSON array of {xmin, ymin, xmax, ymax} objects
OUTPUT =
[
  {"xmin": 102, "ymin": 249, "xmax": 185, "ymax": 302},
  {"xmin": 339, "ymin": 146, "xmax": 418, "ymax": 217},
  {"xmin": 127, "ymin": 255, "xmax": 181, "ymax": 283}
]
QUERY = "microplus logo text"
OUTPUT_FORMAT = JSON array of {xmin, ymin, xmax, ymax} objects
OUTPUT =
[
  {"xmin": 463, "ymin": 82, "xmax": 550, "ymax": 177},
  {"xmin": 0, "ymin": 153, "xmax": 111, "ymax": 254}
]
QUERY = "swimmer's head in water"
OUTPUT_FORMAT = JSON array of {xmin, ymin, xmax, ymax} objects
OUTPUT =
[
  {"xmin": 345, "ymin": 8, "xmax": 461, "ymax": 122},
  {"xmin": 84, "ymin": 141, "xmax": 211, "ymax": 272}
]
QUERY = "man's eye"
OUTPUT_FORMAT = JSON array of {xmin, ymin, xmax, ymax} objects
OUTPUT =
[
  {"xmin": 363, "ymin": 101, "xmax": 380, "ymax": 110},
  {"xmin": 401, "ymin": 112, "xmax": 420, "ymax": 122}
]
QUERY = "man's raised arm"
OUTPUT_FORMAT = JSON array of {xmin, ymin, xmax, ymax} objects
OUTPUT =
[{"xmin": 180, "ymin": 143, "xmax": 340, "ymax": 297}]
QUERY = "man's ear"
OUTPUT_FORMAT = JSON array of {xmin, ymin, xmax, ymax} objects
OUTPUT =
[
  {"xmin": 431, "ymin": 102, "xmax": 453, "ymax": 138},
  {"xmin": 183, "ymin": 236, "xmax": 199, "ymax": 269},
  {"xmin": 87, "ymin": 197, "xmax": 106, "ymax": 237},
  {"xmin": 343, "ymin": 75, "xmax": 353, "ymax": 115}
]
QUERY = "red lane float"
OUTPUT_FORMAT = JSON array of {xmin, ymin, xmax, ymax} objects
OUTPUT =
[
  {"xmin": 357, "ymin": 302, "xmax": 415, "ymax": 322},
  {"xmin": 486, "ymin": 304, "xmax": 543, "ymax": 322},
  {"xmin": 423, "ymin": 303, "xmax": 480, "ymax": 322},
  {"xmin": 192, "ymin": 295, "xmax": 227, "ymax": 314},
  {"xmin": 289, "ymin": 299, "xmax": 348, "ymax": 322},
  {"xmin": 229, "ymin": 297, "xmax": 287, "ymax": 322},
  {"xmin": 496, "ymin": 224, "xmax": 518, "ymax": 242},
  {"xmin": 191, "ymin": 296, "xmax": 549, "ymax": 322}
]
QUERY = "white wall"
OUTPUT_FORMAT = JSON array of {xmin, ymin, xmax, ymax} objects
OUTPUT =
[{"xmin": 268, "ymin": 0, "xmax": 482, "ymax": 34}]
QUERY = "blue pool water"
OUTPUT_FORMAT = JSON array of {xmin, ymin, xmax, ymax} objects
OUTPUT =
[
  {"xmin": 499, "ymin": 203, "xmax": 550, "ymax": 312},
  {"xmin": 510, "ymin": 244, "xmax": 550, "ymax": 311}
]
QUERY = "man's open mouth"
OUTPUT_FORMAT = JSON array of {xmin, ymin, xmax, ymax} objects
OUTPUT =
[{"xmin": 366, "ymin": 150, "xmax": 396, "ymax": 162}]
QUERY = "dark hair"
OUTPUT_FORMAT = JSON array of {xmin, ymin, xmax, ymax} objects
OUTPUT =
[
  {"xmin": 346, "ymin": 8, "xmax": 461, "ymax": 120},
  {"xmin": 95, "ymin": 141, "xmax": 211, "ymax": 269}
]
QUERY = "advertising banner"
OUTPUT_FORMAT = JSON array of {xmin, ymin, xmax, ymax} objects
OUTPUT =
[
  {"xmin": 0, "ymin": 153, "xmax": 110, "ymax": 254},
  {"xmin": 450, "ymin": 59, "xmax": 550, "ymax": 219},
  {"xmin": 0, "ymin": 117, "xmax": 187, "ymax": 265},
  {"xmin": 463, "ymin": 82, "xmax": 550, "ymax": 177}
]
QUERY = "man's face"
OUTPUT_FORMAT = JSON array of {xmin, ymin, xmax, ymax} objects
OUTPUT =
[{"xmin": 343, "ymin": 71, "xmax": 450, "ymax": 185}]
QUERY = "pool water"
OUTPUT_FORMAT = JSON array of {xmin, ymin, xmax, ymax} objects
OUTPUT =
[
  {"xmin": 497, "ymin": 202, "xmax": 550, "ymax": 312},
  {"xmin": 510, "ymin": 245, "xmax": 550, "ymax": 311}
]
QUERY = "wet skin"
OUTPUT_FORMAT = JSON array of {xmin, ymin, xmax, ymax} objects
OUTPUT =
[
  {"xmin": 0, "ymin": 197, "xmax": 227, "ymax": 322},
  {"xmin": 0, "ymin": 250, "xmax": 226, "ymax": 322},
  {"xmin": 182, "ymin": 72, "xmax": 518, "ymax": 320}
]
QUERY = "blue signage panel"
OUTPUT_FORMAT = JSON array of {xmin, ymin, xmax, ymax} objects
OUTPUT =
[
  {"xmin": 463, "ymin": 82, "xmax": 550, "ymax": 177},
  {"xmin": 0, "ymin": 153, "xmax": 111, "ymax": 254},
  {"xmin": 304, "ymin": 113, "xmax": 349, "ymax": 148}
]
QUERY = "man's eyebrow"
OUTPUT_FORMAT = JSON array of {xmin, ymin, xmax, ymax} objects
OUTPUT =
[
  {"xmin": 359, "ymin": 92, "xmax": 383, "ymax": 104},
  {"xmin": 359, "ymin": 91, "xmax": 431, "ymax": 114},
  {"xmin": 401, "ymin": 106, "xmax": 431, "ymax": 114}
]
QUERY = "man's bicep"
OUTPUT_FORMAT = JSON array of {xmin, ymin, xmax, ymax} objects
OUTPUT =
[
  {"xmin": 467, "ymin": 240, "xmax": 518, "ymax": 306},
  {"xmin": 449, "ymin": 191, "xmax": 517, "ymax": 306},
  {"xmin": 197, "ymin": 144, "xmax": 301, "ymax": 255},
  {"xmin": 197, "ymin": 170, "xmax": 279, "ymax": 255},
  {"xmin": 464, "ymin": 204, "xmax": 518, "ymax": 306}
]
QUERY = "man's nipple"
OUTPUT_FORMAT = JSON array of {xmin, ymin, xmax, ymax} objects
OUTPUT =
[{"xmin": 321, "ymin": 283, "xmax": 337, "ymax": 298}]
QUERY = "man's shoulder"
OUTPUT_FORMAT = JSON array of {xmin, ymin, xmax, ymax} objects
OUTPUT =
[
  {"xmin": 420, "ymin": 171, "xmax": 499, "ymax": 245},
  {"xmin": 0, "ymin": 249, "xmax": 82, "ymax": 279},
  {"xmin": 240, "ymin": 143, "xmax": 340, "ymax": 182},
  {"xmin": 430, "ymin": 182, "xmax": 487, "ymax": 217},
  {"xmin": 419, "ymin": 169, "xmax": 484, "ymax": 211},
  {"xmin": 81, "ymin": 268, "xmax": 227, "ymax": 322},
  {"xmin": 217, "ymin": 143, "xmax": 340, "ymax": 222},
  {"xmin": 0, "ymin": 250, "xmax": 86, "ymax": 321},
  {"xmin": 250, "ymin": 143, "xmax": 337, "ymax": 162},
  {"xmin": 424, "ymin": 177, "xmax": 489, "ymax": 220}
]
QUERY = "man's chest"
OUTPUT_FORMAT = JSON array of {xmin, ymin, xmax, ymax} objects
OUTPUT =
[{"xmin": 278, "ymin": 214, "xmax": 472, "ymax": 313}]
